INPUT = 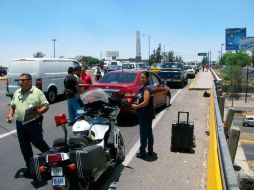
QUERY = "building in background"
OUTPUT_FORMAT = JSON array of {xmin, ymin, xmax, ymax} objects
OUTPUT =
[{"xmin": 136, "ymin": 31, "xmax": 141, "ymax": 61}]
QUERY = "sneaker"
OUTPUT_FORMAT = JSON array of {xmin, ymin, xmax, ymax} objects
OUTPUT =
[{"xmin": 136, "ymin": 152, "xmax": 146, "ymax": 159}]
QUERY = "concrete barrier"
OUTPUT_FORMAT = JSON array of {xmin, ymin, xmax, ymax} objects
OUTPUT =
[{"xmin": 207, "ymin": 90, "xmax": 223, "ymax": 190}]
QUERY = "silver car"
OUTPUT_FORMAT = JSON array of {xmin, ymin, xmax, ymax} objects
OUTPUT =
[{"xmin": 243, "ymin": 116, "xmax": 254, "ymax": 127}]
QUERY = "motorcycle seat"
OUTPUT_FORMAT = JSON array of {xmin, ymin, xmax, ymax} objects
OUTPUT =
[{"xmin": 68, "ymin": 135, "xmax": 92, "ymax": 146}]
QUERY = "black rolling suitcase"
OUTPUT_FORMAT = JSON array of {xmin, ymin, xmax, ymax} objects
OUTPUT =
[{"xmin": 171, "ymin": 111, "xmax": 195, "ymax": 152}]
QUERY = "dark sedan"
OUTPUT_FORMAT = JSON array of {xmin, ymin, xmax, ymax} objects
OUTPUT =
[{"xmin": 90, "ymin": 70, "xmax": 171, "ymax": 114}]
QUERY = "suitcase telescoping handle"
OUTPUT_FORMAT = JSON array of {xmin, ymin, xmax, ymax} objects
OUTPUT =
[{"xmin": 178, "ymin": 111, "xmax": 189, "ymax": 124}]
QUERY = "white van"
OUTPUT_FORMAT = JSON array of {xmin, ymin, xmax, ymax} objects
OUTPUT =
[{"xmin": 6, "ymin": 58, "xmax": 81, "ymax": 103}]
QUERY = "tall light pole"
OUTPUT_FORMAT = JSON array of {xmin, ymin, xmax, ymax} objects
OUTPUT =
[
  {"xmin": 142, "ymin": 34, "xmax": 150, "ymax": 60},
  {"xmin": 52, "ymin": 39, "xmax": 57, "ymax": 58},
  {"xmin": 220, "ymin": 43, "xmax": 224, "ymax": 64}
]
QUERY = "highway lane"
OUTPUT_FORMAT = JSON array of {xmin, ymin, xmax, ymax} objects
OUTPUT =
[
  {"xmin": 0, "ymin": 79, "xmax": 179, "ymax": 190},
  {"xmin": 232, "ymin": 115, "xmax": 254, "ymax": 161}
]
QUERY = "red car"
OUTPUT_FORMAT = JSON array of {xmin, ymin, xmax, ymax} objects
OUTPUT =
[{"xmin": 90, "ymin": 70, "xmax": 171, "ymax": 114}]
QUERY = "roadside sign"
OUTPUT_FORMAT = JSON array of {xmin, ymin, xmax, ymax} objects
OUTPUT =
[{"xmin": 198, "ymin": 53, "xmax": 207, "ymax": 56}]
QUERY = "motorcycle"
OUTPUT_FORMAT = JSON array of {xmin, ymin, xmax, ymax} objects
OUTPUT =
[{"xmin": 30, "ymin": 88, "xmax": 126, "ymax": 190}]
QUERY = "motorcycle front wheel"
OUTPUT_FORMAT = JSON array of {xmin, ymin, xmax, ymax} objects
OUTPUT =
[{"xmin": 116, "ymin": 132, "xmax": 125, "ymax": 164}]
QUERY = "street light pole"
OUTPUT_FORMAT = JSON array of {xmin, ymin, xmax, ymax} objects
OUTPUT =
[
  {"xmin": 52, "ymin": 39, "xmax": 57, "ymax": 58},
  {"xmin": 142, "ymin": 34, "xmax": 150, "ymax": 60},
  {"xmin": 220, "ymin": 43, "xmax": 224, "ymax": 64}
]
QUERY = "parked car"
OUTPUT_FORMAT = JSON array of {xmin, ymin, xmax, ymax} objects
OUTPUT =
[
  {"xmin": 106, "ymin": 65, "xmax": 122, "ymax": 72},
  {"xmin": 149, "ymin": 63, "xmax": 162, "ymax": 74},
  {"xmin": 157, "ymin": 62, "xmax": 188, "ymax": 88},
  {"xmin": 184, "ymin": 65, "xmax": 195, "ymax": 78},
  {"xmin": 6, "ymin": 58, "xmax": 81, "ymax": 103},
  {"xmin": 243, "ymin": 115, "xmax": 254, "ymax": 127},
  {"xmin": 122, "ymin": 62, "xmax": 146, "ymax": 70},
  {"xmin": 90, "ymin": 70, "xmax": 171, "ymax": 114},
  {"xmin": 0, "ymin": 67, "xmax": 7, "ymax": 77}
]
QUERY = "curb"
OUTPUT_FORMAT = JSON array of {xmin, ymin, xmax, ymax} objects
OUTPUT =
[{"xmin": 189, "ymin": 72, "xmax": 202, "ymax": 90}]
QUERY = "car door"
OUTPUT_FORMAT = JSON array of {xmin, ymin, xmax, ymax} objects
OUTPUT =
[
  {"xmin": 249, "ymin": 117, "xmax": 254, "ymax": 126},
  {"xmin": 150, "ymin": 73, "xmax": 166, "ymax": 108}
]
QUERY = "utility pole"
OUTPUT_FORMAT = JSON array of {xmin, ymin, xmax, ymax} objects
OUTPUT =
[
  {"xmin": 52, "ymin": 39, "xmax": 57, "ymax": 58},
  {"xmin": 220, "ymin": 43, "xmax": 224, "ymax": 64}
]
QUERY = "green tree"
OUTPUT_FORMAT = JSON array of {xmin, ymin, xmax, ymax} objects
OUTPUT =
[
  {"xmin": 33, "ymin": 52, "xmax": 45, "ymax": 58},
  {"xmin": 221, "ymin": 52, "xmax": 251, "ymax": 67},
  {"xmin": 75, "ymin": 55, "xmax": 99, "ymax": 66},
  {"xmin": 221, "ymin": 65, "xmax": 244, "ymax": 106},
  {"xmin": 150, "ymin": 45, "xmax": 163, "ymax": 64}
]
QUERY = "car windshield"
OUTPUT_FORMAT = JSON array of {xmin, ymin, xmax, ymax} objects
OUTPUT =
[
  {"xmin": 184, "ymin": 66, "xmax": 192, "ymax": 70},
  {"xmin": 99, "ymin": 72, "xmax": 137, "ymax": 84},
  {"xmin": 122, "ymin": 64, "xmax": 135, "ymax": 69},
  {"xmin": 108, "ymin": 65, "xmax": 122, "ymax": 70},
  {"xmin": 136, "ymin": 64, "xmax": 145, "ymax": 68},
  {"xmin": 162, "ymin": 62, "xmax": 182, "ymax": 69}
]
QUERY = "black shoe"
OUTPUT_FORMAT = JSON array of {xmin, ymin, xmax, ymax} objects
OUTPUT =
[
  {"xmin": 22, "ymin": 168, "xmax": 32, "ymax": 178},
  {"xmin": 147, "ymin": 151, "xmax": 156, "ymax": 157},
  {"xmin": 136, "ymin": 152, "xmax": 146, "ymax": 159}
]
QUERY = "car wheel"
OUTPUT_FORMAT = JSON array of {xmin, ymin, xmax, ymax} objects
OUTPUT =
[
  {"xmin": 165, "ymin": 94, "xmax": 171, "ymax": 107},
  {"xmin": 179, "ymin": 80, "xmax": 184, "ymax": 88},
  {"xmin": 47, "ymin": 88, "xmax": 57, "ymax": 103},
  {"xmin": 244, "ymin": 123, "xmax": 249, "ymax": 127}
]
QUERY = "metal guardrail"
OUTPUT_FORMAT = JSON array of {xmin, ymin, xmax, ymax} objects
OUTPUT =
[{"xmin": 208, "ymin": 69, "xmax": 239, "ymax": 190}]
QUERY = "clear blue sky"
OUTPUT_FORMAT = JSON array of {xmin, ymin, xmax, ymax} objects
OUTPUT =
[{"xmin": 0, "ymin": 0, "xmax": 253, "ymax": 66}]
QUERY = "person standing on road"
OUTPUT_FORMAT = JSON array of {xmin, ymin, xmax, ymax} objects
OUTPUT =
[
  {"xmin": 132, "ymin": 71, "xmax": 155, "ymax": 159},
  {"xmin": 94, "ymin": 62, "xmax": 106, "ymax": 81},
  {"xmin": 6, "ymin": 73, "xmax": 50, "ymax": 177},
  {"xmin": 64, "ymin": 67, "xmax": 81, "ymax": 125},
  {"xmin": 79, "ymin": 66, "xmax": 92, "ymax": 91}
]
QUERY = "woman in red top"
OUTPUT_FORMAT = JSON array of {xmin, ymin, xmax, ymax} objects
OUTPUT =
[{"xmin": 79, "ymin": 66, "xmax": 92, "ymax": 91}]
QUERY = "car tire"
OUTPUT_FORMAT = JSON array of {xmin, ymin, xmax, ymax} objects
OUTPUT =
[
  {"xmin": 243, "ymin": 123, "xmax": 249, "ymax": 127},
  {"xmin": 180, "ymin": 80, "xmax": 184, "ymax": 88},
  {"xmin": 47, "ymin": 87, "xmax": 57, "ymax": 103},
  {"xmin": 165, "ymin": 94, "xmax": 171, "ymax": 107}
]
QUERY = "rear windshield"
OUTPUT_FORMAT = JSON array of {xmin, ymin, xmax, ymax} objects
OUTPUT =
[
  {"xmin": 162, "ymin": 62, "xmax": 183, "ymax": 69},
  {"xmin": 136, "ymin": 64, "xmax": 145, "ymax": 68},
  {"xmin": 9, "ymin": 60, "xmax": 38, "ymax": 74},
  {"xmin": 122, "ymin": 64, "xmax": 135, "ymax": 69},
  {"xmin": 99, "ymin": 72, "xmax": 137, "ymax": 84}
]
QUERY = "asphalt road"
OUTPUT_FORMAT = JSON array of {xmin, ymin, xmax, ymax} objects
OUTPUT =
[
  {"xmin": 233, "ymin": 115, "xmax": 254, "ymax": 161},
  {"xmin": 0, "ymin": 79, "xmax": 180, "ymax": 190}
]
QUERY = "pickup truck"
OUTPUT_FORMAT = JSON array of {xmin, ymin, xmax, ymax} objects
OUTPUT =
[{"xmin": 157, "ymin": 62, "xmax": 188, "ymax": 88}]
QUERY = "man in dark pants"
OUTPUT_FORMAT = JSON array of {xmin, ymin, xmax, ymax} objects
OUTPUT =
[{"xmin": 7, "ymin": 73, "xmax": 50, "ymax": 177}]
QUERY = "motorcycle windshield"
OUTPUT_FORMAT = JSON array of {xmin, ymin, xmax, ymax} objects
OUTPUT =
[{"xmin": 81, "ymin": 88, "xmax": 109, "ymax": 105}]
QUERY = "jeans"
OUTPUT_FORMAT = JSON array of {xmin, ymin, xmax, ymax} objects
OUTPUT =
[
  {"xmin": 16, "ymin": 118, "xmax": 49, "ymax": 168},
  {"xmin": 67, "ymin": 93, "xmax": 81, "ymax": 124},
  {"xmin": 139, "ymin": 119, "xmax": 154, "ymax": 154}
]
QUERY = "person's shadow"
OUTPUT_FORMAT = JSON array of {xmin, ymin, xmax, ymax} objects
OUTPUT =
[{"xmin": 14, "ymin": 168, "xmax": 48, "ymax": 188}]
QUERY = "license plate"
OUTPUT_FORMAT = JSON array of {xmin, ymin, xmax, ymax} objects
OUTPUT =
[
  {"xmin": 51, "ymin": 167, "xmax": 63, "ymax": 176},
  {"xmin": 52, "ymin": 177, "xmax": 65, "ymax": 186}
]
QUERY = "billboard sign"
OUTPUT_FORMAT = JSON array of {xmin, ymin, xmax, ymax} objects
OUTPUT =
[
  {"xmin": 226, "ymin": 28, "xmax": 246, "ymax": 51},
  {"xmin": 239, "ymin": 37, "xmax": 254, "ymax": 51},
  {"xmin": 106, "ymin": 51, "xmax": 119, "ymax": 57}
]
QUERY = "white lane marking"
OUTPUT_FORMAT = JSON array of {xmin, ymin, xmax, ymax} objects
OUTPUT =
[
  {"xmin": 0, "ymin": 129, "xmax": 17, "ymax": 139},
  {"xmin": 122, "ymin": 89, "xmax": 182, "ymax": 166}
]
